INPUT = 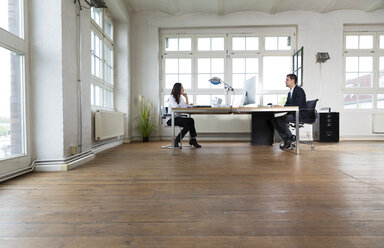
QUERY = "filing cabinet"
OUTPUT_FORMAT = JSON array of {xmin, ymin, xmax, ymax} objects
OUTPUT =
[{"xmin": 313, "ymin": 112, "xmax": 339, "ymax": 142}]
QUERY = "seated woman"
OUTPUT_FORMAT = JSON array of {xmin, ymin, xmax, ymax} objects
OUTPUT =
[{"xmin": 167, "ymin": 82, "xmax": 201, "ymax": 148}]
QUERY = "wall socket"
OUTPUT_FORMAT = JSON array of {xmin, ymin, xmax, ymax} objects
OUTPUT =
[{"xmin": 70, "ymin": 145, "xmax": 78, "ymax": 155}]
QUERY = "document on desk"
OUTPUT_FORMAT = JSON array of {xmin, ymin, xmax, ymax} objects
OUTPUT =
[{"xmin": 274, "ymin": 112, "xmax": 287, "ymax": 117}]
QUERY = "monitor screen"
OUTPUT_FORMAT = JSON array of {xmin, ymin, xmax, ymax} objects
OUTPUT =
[{"xmin": 240, "ymin": 76, "xmax": 257, "ymax": 106}]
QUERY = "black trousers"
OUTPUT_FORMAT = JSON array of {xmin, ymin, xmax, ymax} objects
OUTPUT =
[
  {"xmin": 167, "ymin": 117, "xmax": 197, "ymax": 142},
  {"xmin": 271, "ymin": 113, "xmax": 295, "ymax": 141}
]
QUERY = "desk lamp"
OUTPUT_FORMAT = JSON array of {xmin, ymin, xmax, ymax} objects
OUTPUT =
[
  {"xmin": 208, "ymin": 77, "xmax": 234, "ymax": 107},
  {"xmin": 74, "ymin": 0, "xmax": 107, "ymax": 10}
]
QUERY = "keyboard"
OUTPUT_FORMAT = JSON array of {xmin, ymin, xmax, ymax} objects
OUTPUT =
[{"xmin": 191, "ymin": 105, "xmax": 211, "ymax": 108}]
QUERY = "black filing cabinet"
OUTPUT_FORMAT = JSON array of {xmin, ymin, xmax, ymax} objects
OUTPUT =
[{"xmin": 313, "ymin": 112, "xmax": 339, "ymax": 142}]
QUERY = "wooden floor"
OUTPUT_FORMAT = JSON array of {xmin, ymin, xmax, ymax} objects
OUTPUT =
[{"xmin": 1, "ymin": 141, "xmax": 384, "ymax": 248}]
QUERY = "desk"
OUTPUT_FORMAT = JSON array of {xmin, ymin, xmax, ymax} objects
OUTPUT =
[{"xmin": 171, "ymin": 106, "xmax": 300, "ymax": 155}]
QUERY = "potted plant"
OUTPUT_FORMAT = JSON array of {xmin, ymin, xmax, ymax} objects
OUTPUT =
[{"xmin": 137, "ymin": 95, "xmax": 155, "ymax": 142}]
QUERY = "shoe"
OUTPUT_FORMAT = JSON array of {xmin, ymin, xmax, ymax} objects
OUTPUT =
[
  {"xmin": 279, "ymin": 141, "xmax": 285, "ymax": 150},
  {"xmin": 283, "ymin": 136, "xmax": 295, "ymax": 150},
  {"xmin": 174, "ymin": 140, "xmax": 180, "ymax": 148},
  {"xmin": 189, "ymin": 139, "xmax": 202, "ymax": 148}
]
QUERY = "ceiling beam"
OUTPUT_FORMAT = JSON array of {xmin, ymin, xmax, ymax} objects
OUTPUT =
[
  {"xmin": 270, "ymin": 0, "xmax": 283, "ymax": 14},
  {"xmin": 366, "ymin": 0, "xmax": 384, "ymax": 12}
]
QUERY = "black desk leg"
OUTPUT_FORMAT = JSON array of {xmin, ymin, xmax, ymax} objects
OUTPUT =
[{"xmin": 251, "ymin": 113, "xmax": 274, "ymax": 146}]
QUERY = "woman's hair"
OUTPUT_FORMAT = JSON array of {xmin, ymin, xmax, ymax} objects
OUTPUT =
[{"xmin": 171, "ymin": 82, "xmax": 182, "ymax": 104}]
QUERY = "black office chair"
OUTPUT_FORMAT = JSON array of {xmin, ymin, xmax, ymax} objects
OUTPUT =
[
  {"xmin": 160, "ymin": 107, "xmax": 191, "ymax": 149},
  {"xmin": 290, "ymin": 99, "xmax": 319, "ymax": 150}
]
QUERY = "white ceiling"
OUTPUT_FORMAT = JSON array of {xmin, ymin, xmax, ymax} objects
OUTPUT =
[{"xmin": 122, "ymin": 0, "xmax": 384, "ymax": 15}]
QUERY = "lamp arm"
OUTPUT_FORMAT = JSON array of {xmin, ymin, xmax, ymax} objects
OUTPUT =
[{"xmin": 82, "ymin": 0, "xmax": 93, "ymax": 6}]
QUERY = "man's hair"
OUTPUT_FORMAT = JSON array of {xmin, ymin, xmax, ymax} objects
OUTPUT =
[{"xmin": 287, "ymin": 74, "xmax": 297, "ymax": 84}]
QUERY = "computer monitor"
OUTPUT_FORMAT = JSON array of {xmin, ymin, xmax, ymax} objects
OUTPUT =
[{"xmin": 240, "ymin": 76, "xmax": 257, "ymax": 106}]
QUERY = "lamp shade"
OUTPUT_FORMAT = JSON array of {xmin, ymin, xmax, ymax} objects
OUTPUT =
[
  {"xmin": 208, "ymin": 77, "xmax": 222, "ymax": 85},
  {"xmin": 92, "ymin": 0, "xmax": 107, "ymax": 8}
]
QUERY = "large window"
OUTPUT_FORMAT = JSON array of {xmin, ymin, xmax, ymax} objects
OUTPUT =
[
  {"xmin": 161, "ymin": 28, "xmax": 296, "ymax": 107},
  {"xmin": 343, "ymin": 31, "xmax": 384, "ymax": 109},
  {"xmin": 0, "ymin": 0, "xmax": 23, "ymax": 38},
  {"xmin": 0, "ymin": 0, "xmax": 28, "ymax": 174},
  {"xmin": 90, "ymin": 7, "xmax": 114, "ymax": 109}
]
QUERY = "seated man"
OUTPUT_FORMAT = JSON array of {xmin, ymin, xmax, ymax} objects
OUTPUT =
[{"xmin": 271, "ymin": 74, "xmax": 307, "ymax": 150}]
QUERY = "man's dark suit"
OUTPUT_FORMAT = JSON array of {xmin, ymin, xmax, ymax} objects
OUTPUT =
[{"xmin": 272, "ymin": 85, "xmax": 307, "ymax": 142}]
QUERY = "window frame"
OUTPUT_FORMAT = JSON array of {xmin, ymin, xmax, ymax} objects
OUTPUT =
[
  {"xmin": 160, "ymin": 27, "xmax": 297, "ymax": 108},
  {"xmin": 343, "ymin": 31, "xmax": 384, "ymax": 110},
  {"xmin": 0, "ymin": 0, "xmax": 31, "ymax": 176},
  {"xmin": 90, "ymin": 7, "xmax": 114, "ymax": 110}
]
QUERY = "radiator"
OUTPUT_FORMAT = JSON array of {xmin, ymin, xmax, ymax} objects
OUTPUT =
[
  {"xmin": 372, "ymin": 113, "xmax": 384, "ymax": 133},
  {"xmin": 95, "ymin": 110, "xmax": 125, "ymax": 140}
]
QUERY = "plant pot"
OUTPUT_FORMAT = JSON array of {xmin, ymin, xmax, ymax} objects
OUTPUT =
[{"xmin": 143, "ymin": 137, "xmax": 149, "ymax": 142}]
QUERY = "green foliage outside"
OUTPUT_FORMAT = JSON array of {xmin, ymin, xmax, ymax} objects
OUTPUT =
[
  {"xmin": 280, "ymin": 96, "xmax": 287, "ymax": 106},
  {"xmin": 136, "ymin": 95, "xmax": 155, "ymax": 138},
  {"xmin": 0, "ymin": 125, "xmax": 9, "ymax": 137},
  {"xmin": 0, "ymin": 117, "xmax": 10, "ymax": 123}
]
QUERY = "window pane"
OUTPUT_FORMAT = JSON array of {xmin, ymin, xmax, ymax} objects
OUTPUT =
[
  {"xmin": 246, "ymin": 58, "xmax": 258, "ymax": 73},
  {"xmin": 196, "ymin": 95, "xmax": 211, "ymax": 105},
  {"xmin": 378, "ymin": 94, "xmax": 384, "ymax": 108},
  {"xmin": 278, "ymin": 36, "xmax": 291, "ymax": 50},
  {"xmin": 346, "ymin": 57, "xmax": 358, "ymax": 72},
  {"xmin": 91, "ymin": 84, "xmax": 95, "ymax": 105},
  {"xmin": 91, "ymin": 8, "xmax": 102, "ymax": 28},
  {"xmin": 359, "ymin": 57, "xmax": 372, "ymax": 72},
  {"xmin": 380, "ymin": 35, "xmax": 384, "ymax": 49},
  {"xmin": 0, "ymin": 46, "xmax": 24, "ymax": 159},
  {"xmin": 211, "ymin": 58, "xmax": 224, "ymax": 73},
  {"xmin": 179, "ymin": 59, "xmax": 191, "ymax": 73},
  {"xmin": 380, "ymin": 57, "xmax": 384, "ymax": 87},
  {"xmin": 344, "ymin": 94, "xmax": 373, "ymax": 109},
  {"xmin": 104, "ymin": 17, "xmax": 113, "ymax": 40},
  {"xmin": 232, "ymin": 37, "xmax": 245, "ymax": 50},
  {"xmin": 104, "ymin": 90, "xmax": 113, "ymax": 109},
  {"xmin": 179, "ymin": 74, "xmax": 191, "ymax": 89},
  {"xmin": 198, "ymin": 38, "xmax": 210, "ymax": 51},
  {"xmin": 165, "ymin": 38, "xmax": 178, "ymax": 51},
  {"xmin": 263, "ymin": 56, "xmax": 292, "ymax": 90},
  {"xmin": 198, "ymin": 58, "xmax": 210, "ymax": 73},
  {"xmin": 232, "ymin": 58, "xmax": 245, "ymax": 73},
  {"xmin": 198, "ymin": 74, "xmax": 210, "ymax": 89},
  {"xmin": 165, "ymin": 74, "xmax": 178, "ymax": 89},
  {"xmin": 346, "ymin": 35, "xmax": 358, "ymax": 49},
  {"xmin": 212, "ymin": 38, "xmax": 224, "ymax": 51},
  {"xmin": 231, "ymin": 94, "xmax": 243, "ymax": 107},
  {"xmin": 265, "ymin": 37, "xmax": 278, "ymax": 50},
  {"xmin": 246, "ymin": 37, "xmax": 259, "ymax": 50},
  {"xmin": 165, "ymin": 59, "xmax": 178, "ymax": 74},
  {"xmin": 0, "ymin": 0, "xmax": 22, "ymax": 38},
  {"xmin": 359, "ymin": 35, "xmax": 373, "ymax": 49},
  {"xmin": 263, "ymin": 95, "xmax": 278, "ymax": 106},
  {"xmin": 179, "ymin": 38, "xmax": 191, "ymax": 51},
  {"xmin": 345, "ymin": 73, "xmax": 358, "ymax": 88},
  {"xmin": 95, "ymin": 86, "xmax": 102, "ymax": 106},
  {"xmin": 232, "ymin": 74, "xmax": 245, "ymax": 89}
]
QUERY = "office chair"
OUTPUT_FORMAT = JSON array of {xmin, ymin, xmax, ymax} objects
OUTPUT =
[
  {"xmin": 289, "ymin": 99, "xmax": 319, "ymax": 150},
  {"xmin": 160, "ymin": 106, "xmax": 191, "ymax": 149}
]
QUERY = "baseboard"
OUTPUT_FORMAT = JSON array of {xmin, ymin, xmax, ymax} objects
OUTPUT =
[
  {"xmin": 34, "ymin": 140, "xmax": 123, "ymax": 172},
  {"xmin": 340, "ymin": 135, "xmax": 384, "ymax": 141}
]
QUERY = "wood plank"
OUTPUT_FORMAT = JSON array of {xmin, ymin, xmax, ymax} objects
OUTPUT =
[{"xmin": 1, "ymin": 141, "xmax": 384, "ymax": 247}]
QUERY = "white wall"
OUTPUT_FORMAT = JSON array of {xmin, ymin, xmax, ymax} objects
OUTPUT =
[
  {"xmin": 131, "ymin": 10, "xmax": 384, "ymax": 140},
  {"xmin": 29, "ymin": 0, "xmax": 131, "ymax": 162},
  {"xmin": 30, "ymin": 0, "xmax": 64, "ymax": 159}
]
